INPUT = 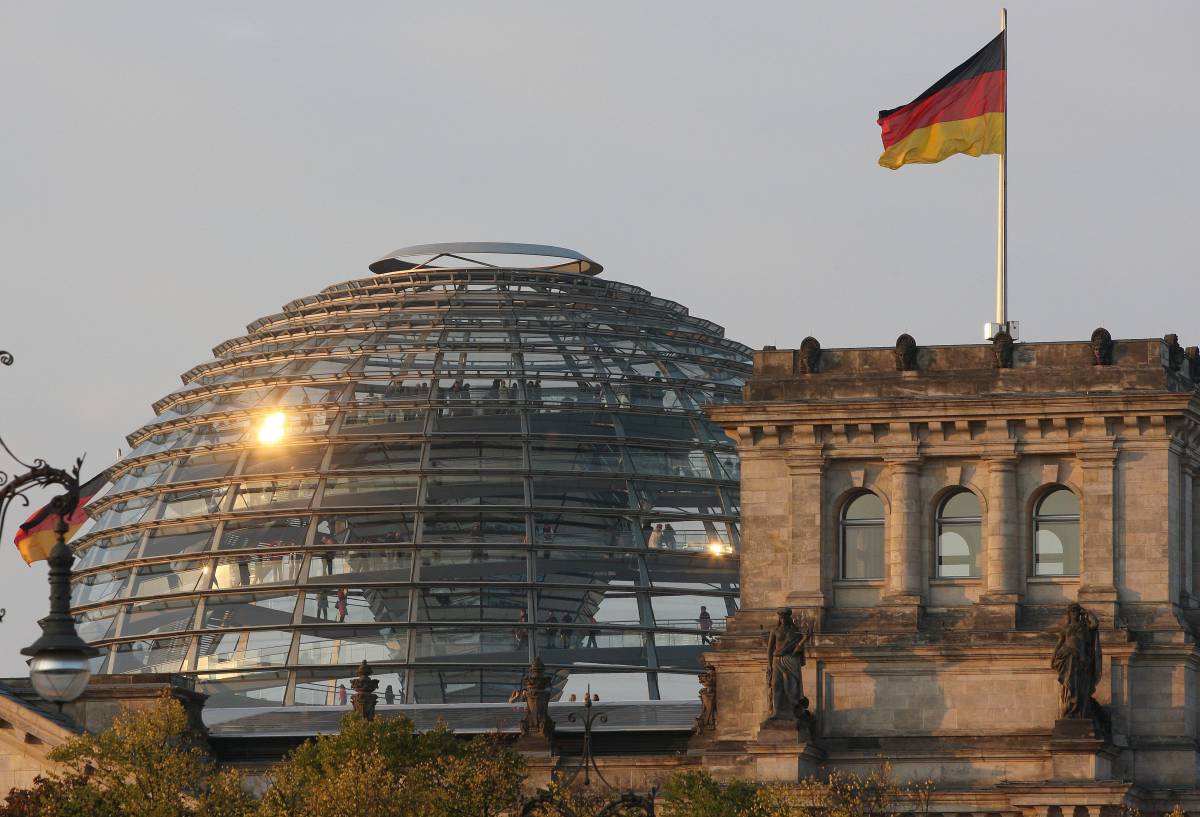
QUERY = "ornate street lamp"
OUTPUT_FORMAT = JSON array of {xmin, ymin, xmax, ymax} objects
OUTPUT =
[{"xmin": 0, "ymin": 352, "xmax": 99, "ymax": 705}]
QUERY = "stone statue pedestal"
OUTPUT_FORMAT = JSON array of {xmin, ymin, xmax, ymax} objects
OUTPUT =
[
  {"xmin": 1049, "ymin": 718, "xmax": 1116, "ymax": 781},
  {"xmin": 972, "ymin": 593, "xmax": 1020, "ymax": 630},
  {"xmin": 746, "ymin": 717, "xmax": 823, "ymax": 781}
]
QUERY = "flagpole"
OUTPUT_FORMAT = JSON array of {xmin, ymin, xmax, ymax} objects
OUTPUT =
[{"xmin": 996, "ymin": 7, "xmax": 1008, "ymax": 332}]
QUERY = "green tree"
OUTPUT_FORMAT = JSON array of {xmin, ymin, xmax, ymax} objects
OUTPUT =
[
  {"xmin": 659, "ymin": 770, "xmax": 759, "ymax": 817},
  {"xmin": 0, "ymin": 694, "xmax": 253, "ymax": 817},
  {"xmin": 256, "ymin": 713, "xmax": 524, "ymax": 817}
]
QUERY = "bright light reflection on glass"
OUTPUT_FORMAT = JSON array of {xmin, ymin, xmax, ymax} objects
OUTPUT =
[{"xmin": 257, "ymin": 411, "xmax": 286, "ymax": 445}]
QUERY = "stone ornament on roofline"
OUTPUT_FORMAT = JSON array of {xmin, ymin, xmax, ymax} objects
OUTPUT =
[
  {"xmin": 798, "ymin": 337, "xmax": 821, "ymax": 374},
  {"xmin": 1089, "ymin": 327, "xmax": 1113, "ymax": 366},
  {"xmin": 991, "ymin": 331, "xmax": 1014, "ymax": 369},
  {"xmin": 894, "ymin": 333, "xmax": 918, "ymax": 371}
]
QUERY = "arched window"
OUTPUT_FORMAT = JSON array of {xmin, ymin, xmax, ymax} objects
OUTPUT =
[
  {"xmin": 1034, "ymin": 488, "xmax": 1080, "ymax": 576},
  {"xmin": 936, "ymin": 491, "xmax": 982, "ymax": 578},
  {"xmin": 841, "ymin": 493, "xmax": 884, "ymax": 580}
]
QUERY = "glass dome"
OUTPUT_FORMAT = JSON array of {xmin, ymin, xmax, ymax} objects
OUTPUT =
[{"xmin": 68, "ymin": 246, "xmax": 750, "ymax": 708}]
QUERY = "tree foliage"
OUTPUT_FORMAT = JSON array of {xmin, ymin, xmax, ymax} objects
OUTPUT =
[
  {"xmin": 0, "ymin": 693, "xmax": 253, "ymax": 817},
  {"xmin": 256, "ymin": 713, "xmax": 525, "ymax": 817}
]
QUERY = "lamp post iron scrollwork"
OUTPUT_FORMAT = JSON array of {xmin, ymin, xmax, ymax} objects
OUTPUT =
[
  {"xmin": 519, "ymin": 687, "xmax": 656, "ymax": 817},
  {"xmin": 0, "ymin": 352, "xmax": 99, "ymax": 705}
]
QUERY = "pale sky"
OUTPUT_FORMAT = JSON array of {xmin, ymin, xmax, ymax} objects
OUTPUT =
[{"xmin": 0, "ymin": 1, "xmax": 1196, "ymax": 673}]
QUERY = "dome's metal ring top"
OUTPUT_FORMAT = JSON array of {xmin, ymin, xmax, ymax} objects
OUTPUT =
[{"xmin": 369, "ymin": 242, "xmax": 602, "ymax": 276}]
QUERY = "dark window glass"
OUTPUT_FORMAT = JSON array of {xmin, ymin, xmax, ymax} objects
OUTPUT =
[
  {"xmin": 424, "ymin": 474, "xmax": 525, "ymax": 506},
  {"xmin": 416, "ymin": 549, "xmax": 528, "ymax": 583},
  {"xmin": 419, "ymin": 511, "xmax": 526, "ymax": 544},
  {"xmin": 307, "ymin": 550, "xmax": 414, "ymax": 585},
  {"xmin": 144, "ymin": 524, "xmax": 215, "ymax": 558},
  {"xmin": 427, "ymin": 440, "xmax": 523, "ymax": 469},
  {"xmin": 121, "ymin": 598, "xmax": 197, "ymax": 637},
  {"xmin": 218, "ymin": 517, "xmax": 308, "ymax": 550},
  {"xmin": 328, "ymin": 442, "xmax": 422, "ymax": 471},
  {"xmin": 532, "ymin": 514, "xmax": 637, "ymax": 548},
  {"xmin": 201, "ymin": 593, "xmax": 297, "ymax": 630},
  {"xmin": 112, "ymin": 636, "xmax": 192, "ymax": 674},
  {"xmin": 322, "ymin": 475, "xmax": 419, "ymax": 507},
  {"xmin": 532, "ymin": 478, "xmax": 630, "ymax": 509},
  {"xmin": 315, "ymin": 513, "xmax": 414, "ymax": 544},
  {"xmin": 529, "ymin": 443, "xmax": 623, "ymax": 472}
]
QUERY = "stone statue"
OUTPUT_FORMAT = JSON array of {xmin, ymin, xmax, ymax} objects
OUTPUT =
[
  {"xmin": 1051, "ymin": 603, "xmax": 1102, "ymax": 721},
  {"xmin": 992, "ymin": 331, "xmax": 1014, "ymax": 369},
  {"xmin": 1164, "ymin": 333, "xmax": 1185, "ymax": 369},
  {"xmin": 350, "ymin": 659, "xmax": 379, "ymax": 721},
  {"xmin": 765, "ymin": 608, "xmax": 813, "ymax": 722},
  {"xmin": 519, "ymin": 657, "xmax": 555, "ymax": 738},
  {"xmin": 798, "ymin": 337, "xmax": 821, "ymax": 374},
  {"xmin": 1090, "ymin": 327, "xmax": 1113, "ymax": 366},
  {"xmin": 694, "ymin": 662, "xmax": 717, "ymax": 734},
  {"xmin": 894, "ymin": 333, "xmax": 918, "ymax": 371}
]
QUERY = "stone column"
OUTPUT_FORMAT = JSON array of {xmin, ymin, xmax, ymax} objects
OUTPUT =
[
  {"xmin": 1077, "ymin": 451, "xmax": 1119, "ymax": 625},
  {"xmin": 786, "ymin": 455, "xmax": 828, "ymax": 622},
  {"xmin": 977, "ymin": 456, "xmax": 1019, "ymax": 629},
  {"xmin": 882, "ymin": 458, "xmax": 922, "ymax": 629}
]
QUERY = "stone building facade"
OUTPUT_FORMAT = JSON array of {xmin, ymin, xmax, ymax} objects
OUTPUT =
[{"xmin": 703, "ymin": 333, "xmax": 1200, "ymax": 812}]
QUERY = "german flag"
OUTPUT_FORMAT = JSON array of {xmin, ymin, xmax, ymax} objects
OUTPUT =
[
  {"xmin": 13, "ymin": 471, "xmax": 108, "ymax": 565},
  {"xmin": 877, "ymin": 31, "xmax": 1005, "ymax": 170}
]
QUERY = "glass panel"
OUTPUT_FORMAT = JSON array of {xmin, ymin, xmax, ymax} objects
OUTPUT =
[
  {"xmin": 295, "ymin": 668, "xmax": 407, "ymax": 706},
  {"xmin": 120, "ymin": 598, "xmax": 197, "ymax": 637},
  {"xmin": 414, "ymin": 586, "xmax": 528, "ymax": 622},
  {"xmin": 201, "ymin": 593, "xmax": 297, "ymax": 629},
  {"xmin": 231, "ymin": 478, "xmax": 318, "ymax": 512},
  {"xmin": 620, "ymin": 415, "xmax": 695, "ymax": 442},
  {"xmin": 1035, "ymin": 523, "xmax": 1080, "ymax": 576},
  {"xmin": 195, "ymin": 629, "xmax": 292, "ymax": 670},
  {"xmin": 537, "ymin": 587, "xmax": 641, "ymax": 627},
  {"xmin": 242, "ymin": 445, "xmax": 325, "ymax": 475},
  {"xmin": 845, "ymin": 493, "xmax": 884, "ymax": 521},
  {"xmin": 529, "ymin": 443, "xmax": 623, "ymax": 472},
  {"xmin": 307, "ymin": 550, "xmax": 414, "ymax": 585},
  {"xmin": 112, "ymin": 636, "xmax": 192, "ymax": 674},
  {"xmin": 424, "ymin": 474, "xmax": 525, "ymax": 506},
  {"xmin": 532, "ymin": 478, "xmax": 630, "ymax": 509},
  {"xmin": 644, "ymin": 552, "xmax": 740, "ymax": 591},
  {"xmin": 109, "ymin": 458, "xmax": 175, "ymax": 494},
  {"xmin": 535, "ymin": 549, "xmax": 641, "ymax": 586},
  {"xmin": 1039, "ymin": 488, "xmax": 1079, "ymax": 517},
  {"xmin": 419, "ymin": 511, "xmax": 526, "ymax": 544},
  {"xmin": 93, "ymin": 494, "xmax": 155, "ymax": 530},
  {"xmin": 76, "ymin": 605, "xmax": 121, "ymax": 642},
  {"xmin": 143, "ymin": 524, "xmax": 215, "ymax": 558},
  {"xmin": 539, "ymin": 627, "xmax": 650, "ymax": 667},
  {"xmin": 527, "ymin": 410, "xmax": 616, "ymax": 437},
  {"xmin": 842, "ymin": 524, "xmax": 884, "ymax": 580},
  {"xmin": 411, "ymin": 626, "xmax": 524, "ymax": 662},
  {"xmin": 322, "ymin": 475, "xmax": 419, "ymax": 507},
  {"xmin": 938, "ymin": 523, "xmax": 981, "ymax": 578},
  {"xmin": 328, "ymin": 442, "xmax": 422, "ymax": 471},
  {"xmin": 218, "ymin": 517, "xmax": 309, "ymax": 550},
  {"xmin": 155, "ymin": 485, "xmax": 228, "ymax": 521},
  {"xmin": 634, "ymin": 482, "xmax": 723, "ymax": 516},
  {"xmin": 409, "ymin": 669, "xmax": 524, "ymax": 704},
  {"xmin": 339, "ymin": 408, "xmax": 426, "ymax": 435},
  {"xmin": 656, "ymin": 672, "xmax": 702, "ymax": 701},
  {"xmin": 416, "ymin": 549, "xmax": 528, "ymax": 583},
  {"xmin": 427, "ymin": 440, "xmax": 523, "ymax": 469},
  {"xmin": 941, "ymin": 491, "xmax": 981, "ymax": 520},
  {"xmin": 76, "ymin": 531, "xmax": 141, "ymax": 570},
  {"xmin": 172, "ymin": 451, "xmax": 240, "ymax": 483},
  {"xmin": 628, "ymin": 447, "xmax": 713, "ymax": 479},
  {"xmin": 130, "ymin": 559, "xmax": 211, "ymax": 596},
  {"xmin": 315, "ymin": 513, "xmax": 414, "ymax": 544},
  {"xmin": 211, "ymin": 553, "xmax": 302, "ymax": 589},
  {"xmin": 194, "ymin": 670, "xmax": 288, "ymax": 707},
  {"xmin": 533, "ymin": 514, "xmax": 637, "ymax": 548},
  {"xmin": 296, "ymin": 627, "xmax": 409, "ymax": 665},
  {"xmin": 301, "ymin": 588, "xmax": 409, "ymax": 624},
  {"xmin": 71, "ymin": 570, "xmax": 131, "ymax": 606},
  {"xmin": 431, "ymin": 407, "xmax": 522, "ymax": 435},
  {"xmin": 649, "ymin": 594, "xmax": 733, "ymax": 630}
]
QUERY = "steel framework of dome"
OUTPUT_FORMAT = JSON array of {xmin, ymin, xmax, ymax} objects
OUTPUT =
[{"xmin": 68, "ymin": 244, "xmax": 750, "ymax": 708}]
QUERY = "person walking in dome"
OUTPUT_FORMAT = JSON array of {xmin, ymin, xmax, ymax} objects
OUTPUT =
[
  {"xmin": 335, "ymin": 587, "xmax": 348, "ymax": 623},
  {"xmin": 384, "ymin": 684, "xmax": 395, "ymax": 705},
  {"xmin": 699, "ymin": 605, "xmax": 713, "ymax": 644}
]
